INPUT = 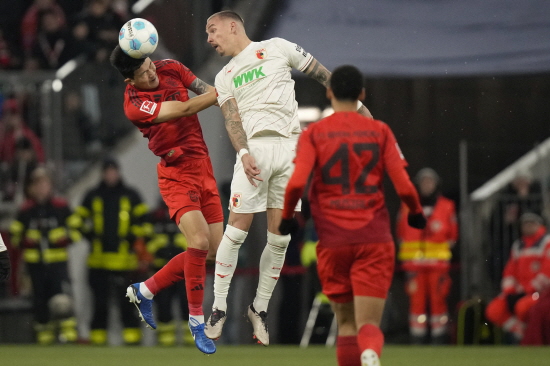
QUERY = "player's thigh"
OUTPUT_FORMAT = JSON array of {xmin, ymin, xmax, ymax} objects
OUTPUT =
[
  {"xmin": 354, "ymin": 295, "xmax": 386, "ymax": 329},
  {"xmin": 316, "ymin": 244, "xmax": 355, "ymax": 303},
  {"xmin": 229, "ymin": 146, "xmax": 271, "ymax": 214},
  {"xmin": 350, "ymin": 242, "xmax": 394, "ymax": 299},
  {"xmin": 178, "ymin": 210, "xmax": 210, "ymax": 250},
  {"xmin": 227, "ymin": 209, "xmax": 254, "ymax": 232},
  {"xmin": 267, "ymin": 141, "xmax": 301, "ymax": 211},
  {"xmin": 266, "ymin": 208, "xmax": 283, "ymax": 234},
  {"xmin": 157, "ymin": 161, "xmax": 202, "ymax": 221},
  {"xmin": 330, "ymin": 300, "xmax": 356, "ymax": 336}
]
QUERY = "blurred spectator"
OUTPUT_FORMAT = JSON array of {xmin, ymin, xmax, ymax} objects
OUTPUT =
[
  {"xmin": 0, "ymin": 29, "xmax": 22, "ymax": 69},
  {"xmin": 72, "ymin": 0, "xmax": 124, "ymax": 63},
  {"xmin": 21, "ymin": 0, "xmax": 66, "ymax": 56},
  {"xmin": 146, "ymin": 198, "xmax": 194, "ymax": 346},
  {"xmin": 25, "ymin": 9, "xmax": 80, "ymax": 70},
  {"xmin": 485, "ymin": 213, "xmax": 550, "ymax": 343},
  {"xmin": 489, "ymin": 170, "xmax": 543, "ymax": 287},
  {"xmin": 64, "ymin": 90, "xmax": 100, "ymax": 154},
  {"xmin": 75, "ymin": 158, "xmax": 149, "ymax": 345},
  {"xmin": 396, "ymin": 168, "xmax": 458, "ymax": 344},
  {"xmin": 1, "ymin": 137, "xmax": 41, "ymax": 203},
  {"xmin": 9, "ymin": 167, "xmax": 81, "ymax": 344},
  {"xmin": 0, "ymin": 98, "xmax": 45, "ymax": 168}
]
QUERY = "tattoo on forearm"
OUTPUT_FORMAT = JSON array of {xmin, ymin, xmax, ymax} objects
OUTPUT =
[
  {"xmin": 189, "ymin": 78, "xmax": 211, "ymax": 95},
  {"xmin": 222, "ymin": 99, "xmax": 248, "ymax": 151},
  {"xmin": 305, "ymin": 59, "xmax": 331, "ymax": 88},
  {"xmin": 358, "ymin": 105, "xmax": 373, "ymax": 118}
]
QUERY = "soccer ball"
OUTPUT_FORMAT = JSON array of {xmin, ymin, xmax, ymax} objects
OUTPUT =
[{"xmin": 118, "ymin": 18, "xmax": 158, "ymax": 59}]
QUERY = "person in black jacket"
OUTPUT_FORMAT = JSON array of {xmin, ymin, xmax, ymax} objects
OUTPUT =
[
  {"xmin": 76, "ymin": 158, "xmax": 150, "ymax": 345},
  {"xmin": 10, "ymin": 167, "xmax": 81, "ymax": 344}
]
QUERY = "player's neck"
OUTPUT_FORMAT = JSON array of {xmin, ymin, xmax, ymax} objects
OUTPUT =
[
  {"xmin": 231, "ymin": 38, "xmax": 252, "ymax": 57},
  {"xmin": 331, "ymin": 99, "xmax": 358, "ymax": 113}
]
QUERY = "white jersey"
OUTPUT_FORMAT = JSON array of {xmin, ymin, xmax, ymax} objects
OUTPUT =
[{"xmin": 215, "ymin": 37, "xmax": 313, "ymax": 139}]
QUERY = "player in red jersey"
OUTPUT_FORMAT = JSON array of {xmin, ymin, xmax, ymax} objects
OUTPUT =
[
  {"xmin": 280, "ymin": 66, "xmax": 426, "ymax": 366},
  {"xmin": 110, "ymin": 46, "xmax": 221, "ymax": 354}
]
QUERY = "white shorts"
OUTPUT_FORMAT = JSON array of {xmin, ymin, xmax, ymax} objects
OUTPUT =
[{"xmin": 229, "ymin": 135, "xmax": 302, "ymax": 213}]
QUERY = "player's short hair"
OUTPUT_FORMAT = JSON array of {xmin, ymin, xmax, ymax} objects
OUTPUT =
[
  {"xmin": 208, "ymin": 10, "xmax": 244, "ymax": 25},
  {"xmin": 109, "ymin": 45, "xmax": 146, "ymax": 79},
  {"xmin": 330, "ymin": 65, "xmax": 364, "ymax": 102}
]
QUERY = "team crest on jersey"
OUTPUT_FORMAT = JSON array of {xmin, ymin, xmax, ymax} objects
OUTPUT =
[
  {"xmin": 232, "ymin": 193, "xmax": 242, "ymax": 208},
  {"xmin": 531, "ymin": 261, "xmax": 541, "ymax": 273},
  {"xmin": 188, "ymin": 190, "xmax": 199, "ymax": 203},
  {"xmin": 140, "ymin": 100, "xmax": 157, "ymax": 115},
  {"xmin": 256, "ymin": 48, "xmax": 267, "ymax": 59}
]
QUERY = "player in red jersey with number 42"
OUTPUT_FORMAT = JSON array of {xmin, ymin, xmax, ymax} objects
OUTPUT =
[
  {"xmin": 110, "ymin": 46, "xmax": 222, "ymax": 354},
  {"xmin": 279, "ymin": 65, "xmax": 426, "ymax": 366}
]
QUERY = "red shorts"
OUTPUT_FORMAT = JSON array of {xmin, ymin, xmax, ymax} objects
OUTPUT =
[
  {"xmin": 316, "ymin": 241, "xmax": 395, "ymax": 303},
  {"xmin": 157, "ymin": 156, "xmax": 223, "ymax": 225}
]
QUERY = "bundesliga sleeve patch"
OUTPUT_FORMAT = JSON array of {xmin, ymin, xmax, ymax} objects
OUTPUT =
[{"xmin": 140, "ymin": 100, "xmax": 157, "ymax": 115}]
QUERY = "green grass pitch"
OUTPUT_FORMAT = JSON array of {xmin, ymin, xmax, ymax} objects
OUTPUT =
[{"xmin": 2, "ymin": 345, "xmax": 550, "ymax": 366}]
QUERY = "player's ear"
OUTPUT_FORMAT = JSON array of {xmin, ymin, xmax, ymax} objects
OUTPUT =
[
  {"xmin": 124, "ymin": 78, "xmax": 134, "ymax": 86},
  {"xmin": 326, "ymin": 87, "xmax": 334, "ymax": 100},
  {"xmin": 359, "ymin": 88, "xmax": 366, "ymax": 101}
]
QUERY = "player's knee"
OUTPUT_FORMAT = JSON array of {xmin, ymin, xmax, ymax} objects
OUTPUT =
[
  {"xmin": 186, "ymin": 234, "xmax": 210, "ymax": 251},
  {"xmin": 225, "ymin": 224, "xmax": 248, "ymax": 246},
  {"xmin": 267, "ymin": 231, "xmax": 290, "ymax": 254}
]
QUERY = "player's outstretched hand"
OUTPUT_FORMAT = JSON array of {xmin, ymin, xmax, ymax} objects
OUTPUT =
[
  {"xmin": 242, "ymin": 153, "xmax": 263, "ymax": 187},
  {"xmin": 279, "ymin": 218, "xmax": 299, "ymax": 236},
  {"xmin": 0, "ymin": 250, "xmax": 11, "ymax": 281},
  {"xmin": 407, "ymin": 212, "xmax": 427, "ymax": 229}
]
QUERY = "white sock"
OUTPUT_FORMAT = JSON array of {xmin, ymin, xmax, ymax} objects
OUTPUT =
[
  {"xmin": 139, "ymin": 282, "xmax": 154, "ymax": 300},
  {"xmin": 253, "ymin": 231, "xmax": 290, "ymax": 313},
  {"xmin": 189, "ymin": 314, "xmax": 205, "ymax": 325},
  {"xmin": 212, "ymin": 225, "xmax": 248, "ymax": 311}
]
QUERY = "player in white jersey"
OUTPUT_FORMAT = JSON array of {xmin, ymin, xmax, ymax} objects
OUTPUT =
[{"xmin": 204, "ymin": 10, "xmax": 372, "ymax": 345}]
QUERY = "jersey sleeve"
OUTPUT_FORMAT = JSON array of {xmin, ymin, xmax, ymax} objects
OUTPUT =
[
  {"xmin": 172, "ymin": 60, "xmax": 197, "ymax": 89},
  {"xmin": 272, "ymin": 37, "xmax": 313, "ymax": 72},
  {"xmin": 124, "ymin": 90, "xmax": 161, "ymax": 125},
  {"xmin": 282, "ymin": 128, "xmax": 317, "ymax": 219},
  {"xmin": 215, "ymin": 71, "xmax": 233, "ymax": 107},
  {"xmin": 383, "ymin": 124, "xmax": 422, "ymax": 214}
]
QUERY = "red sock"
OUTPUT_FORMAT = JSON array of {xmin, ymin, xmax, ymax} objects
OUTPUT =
[
  {"xmin": 185, "ymin": 248, "xmax": 208, "ymax": 316},
  {"xmin": 336, "ymin": 336, "xmax": 361, "ymax": 366},
  {"xmin": 358, "ymin": 324, "xmax": 384, "ymax": 358},
  {"xmin": 145, "ymin": 252, "xmax": 187, "ymax": 295}
]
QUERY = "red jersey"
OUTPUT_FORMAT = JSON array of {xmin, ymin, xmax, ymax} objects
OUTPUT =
[
  {"xmin": 123, "ymin": 59, "xmax": 208, "ymax": 163},
  {"xmin": 283, "ymin": 112, "xmax": 422, "ymax": 247}
]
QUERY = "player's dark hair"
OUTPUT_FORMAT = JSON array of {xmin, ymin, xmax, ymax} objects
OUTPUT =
[
  {"xmin": 109, "ymin": 45, "xmax": 146, "ymax": 79},
  {"xmin": 330, "ymin": 65, "xmax": 364, "ymax": 102},
  {"xmin": 208, "ymin": 10, "xmax": 244, "ymax": 25}
]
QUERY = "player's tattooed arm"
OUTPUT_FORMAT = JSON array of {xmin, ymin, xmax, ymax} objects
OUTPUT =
[
  {"xmin": 189, "ymin": 78, "xmax": 215, "ymax": 95},
  {"xmin": 222, "ymin": 98, "xmax": 248, "ymax": 151},
  {"xmin": 303, "ymin": 58, "xmax": 331, "ymax": 88},
  {"xmin": 222, "ymin": 98, "xmax": 263, "ymax": 186}
]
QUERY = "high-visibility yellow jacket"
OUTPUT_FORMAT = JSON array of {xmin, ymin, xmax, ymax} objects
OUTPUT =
[
  {"xmin": 76, "ymin": 181, "xmax": 151, "ymax": 271},
  {"xmin": 397, "ymin": 196, "xmax": 458, "ymax": 271},
  {"xmin": 10, "ymin": 197, "xmax": 82, "ymax": 264}
]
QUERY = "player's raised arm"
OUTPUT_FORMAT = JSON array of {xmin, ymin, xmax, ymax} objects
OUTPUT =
[
  {"xmin": 189, "ymin": 78, "xmax": 216, "ymax": 95},
  {"xmin": 152, "ymin": 92, "xmax": 218, "ymax": 123},
  {"xmin": 304, "ymin": 58, "xmax": 373, "ymax": 118},
  {"xmin": 221, "ymin": 98, "xmax": 263, "ymax": 186}
]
